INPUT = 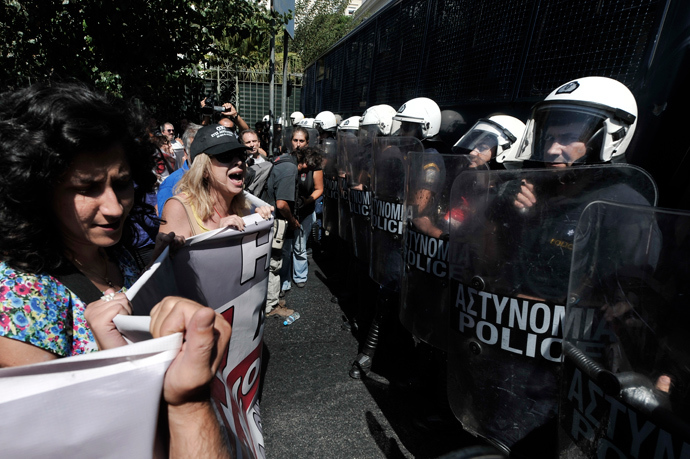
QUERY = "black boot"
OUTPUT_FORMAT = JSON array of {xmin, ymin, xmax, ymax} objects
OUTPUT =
[{"xmin": 349, "ymin": 352, "xmax": 373, "ymax": 379}]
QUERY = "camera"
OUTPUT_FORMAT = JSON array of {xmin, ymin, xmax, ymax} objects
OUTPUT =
[{"xmin": 201, "ymin": 96, "xmax": 226, "ymax": 115}]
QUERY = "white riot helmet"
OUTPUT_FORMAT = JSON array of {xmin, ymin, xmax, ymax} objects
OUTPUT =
[
  {"xmin": 452, "ymin": 115, "xmax": 526, "ymax": 168},
  {"xmin": 515, "ymin": 76, "xmax": 637, "ymax": 165},
  {"xmin": 359, "ymin": 104, "xmax": 397, "ymax": 137},
  {"xmin": 298, "ymin": 118, "xmax": 315, "ymax": 128},
  {"xmin": 391, "ymin": 97, "xmax": 442, "ymax": 140},
  {"xmin": 314, "ymin": 110, "xmax": 338, "ymax": 132},
  {"xmin": 290, "ymin": 111, "xmax": 304, "ymax": 125},
  {"xmin": 338, "ymin": 116, "xmax": 360, "ymax": 132}
]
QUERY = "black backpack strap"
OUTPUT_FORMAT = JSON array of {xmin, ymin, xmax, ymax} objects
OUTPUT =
[{"xmin": 49, "ymin": 263, "xmax": 103, "ymax": 304}]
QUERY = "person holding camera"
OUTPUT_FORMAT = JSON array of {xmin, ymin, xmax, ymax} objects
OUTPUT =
[{"xmin": 199, "ymin": 98, "xmax": 248, "ymax": 135}]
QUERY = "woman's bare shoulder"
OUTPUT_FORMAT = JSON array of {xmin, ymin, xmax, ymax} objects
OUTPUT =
[{"xmin": 160, "ymin": 194, "xmax": 194, "ymax": 237}]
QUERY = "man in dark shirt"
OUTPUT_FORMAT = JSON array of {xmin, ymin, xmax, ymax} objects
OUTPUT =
[{"xmin": 264, "ymin": 147, "xmax": 323, "ymax": 317}]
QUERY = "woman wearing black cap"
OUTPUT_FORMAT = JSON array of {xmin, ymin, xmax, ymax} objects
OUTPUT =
[{"xmin": 160, "ymin": 123, "xmax": 272, "ymax": 237}]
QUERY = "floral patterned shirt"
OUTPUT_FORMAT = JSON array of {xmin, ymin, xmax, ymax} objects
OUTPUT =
[{"xmin": 0, "ymin": 251, "xmax": 140, "ymax": 357}]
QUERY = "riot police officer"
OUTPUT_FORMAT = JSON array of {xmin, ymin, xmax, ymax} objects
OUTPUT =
[
  {"xmin": 514, "ymin": 76, "xmax": 637, "ymax": 168},
  {"xmin": 451, "ymin": 115, "xmax": 526, "ymax": 169},
  {"xmin": 290, "ymin": 111, "xmax": 304, "ymax": 126},
  {"xmin": 446, "ymin": 76, "xmax": 650, "ymax": 457},
  {"xmin": 314, "ymin": 110, "xmax": 339, "ymax": 141},
  {"xmin": 347, "ymin": 104, "xmax": 403, "ymax": 379},
  {"xmin": 394, "ymin": 97, "xmax": 488, "ymax": 432},
  {"xmin": 391, "ymin": 97, "xmax": 447, "ymax": 229},
  {"xmin": 338, "ymin": 116, "xmax": 360, "ymax": 133}
]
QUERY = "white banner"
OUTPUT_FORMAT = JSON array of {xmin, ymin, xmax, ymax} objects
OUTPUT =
[{"xmin": 0, "ymin": 333, "xmax": 182, "ymax": 458}]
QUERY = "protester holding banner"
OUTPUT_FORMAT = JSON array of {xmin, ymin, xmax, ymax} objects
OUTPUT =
[
  {"xmin": 0, "ymin": 82, "xmax": 233, "ymax": 457},
  {"xmin": 153, "ymin": 123, "xmax": 278, "ymax": 457},
  {"xmin": 0, "ymin": 82, "xmax": 160, "ymax": 359},
  {"xmin": 159, "ymin": 124, "xmax": 273, "ymax": 238}
]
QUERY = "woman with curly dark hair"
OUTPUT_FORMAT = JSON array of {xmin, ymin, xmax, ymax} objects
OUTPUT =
[
  {"xmin": 0, "ymin": 82, "xmax": 234, "ymax": 456},
  {"xmin": 0, "ymin": 81, "xmax": 165, "ymax": 361}
]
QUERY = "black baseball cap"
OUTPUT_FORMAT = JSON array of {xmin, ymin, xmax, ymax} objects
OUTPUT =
[{"xmin": 189, "ymin": 124, "xmax": 251, "ymax": 163}]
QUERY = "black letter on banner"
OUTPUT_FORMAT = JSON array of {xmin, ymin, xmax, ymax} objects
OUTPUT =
[{"xmin": 241, "ymin": 231, "xmax": 270, "ymax": 284}]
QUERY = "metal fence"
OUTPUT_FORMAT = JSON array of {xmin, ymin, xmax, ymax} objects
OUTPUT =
[
  {"xmin": 301, "ymin": 0, "xmax": 665, "ymax": 117},
  {"xmin": 201, "ymin": 63, "xmax": 303, "ymax": 128}
]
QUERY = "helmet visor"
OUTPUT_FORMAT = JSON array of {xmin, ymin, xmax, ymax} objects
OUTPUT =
[
  {"xmin": 391, "ymin": 120, "xmax": 424, "ymax": 139},
  {"xmin": 518, "ymin": 105, "xmax": 607, "ymax": 166},
  {"xmin": 452, "ymin": 128, "xmax": 500, "ymax": 166},
  {"xmin": 359, "ymin": 124, "xmax": 380, "ymax": 146}
]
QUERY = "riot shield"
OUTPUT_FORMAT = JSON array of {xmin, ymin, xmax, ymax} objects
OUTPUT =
[
  {"xmin": 337, "ymin": 134, "xmax": 357, "ymax": 242},
  {"xmin": 447, "ymin": 165, "xmax": 658, "ymax": 456},
  {"xmin": 400, "ymin": 153, "xmax": 488, "ymax": 350},
  {"xmin": 369, "ymin": 137, "xmax": 422, "ymax": 291},
  {"xmin": 346, "ymin": 138, "xmax": 374, "ymax": 262},
  {"xmin": 559, "ymin": 202, "xmax": 690, "ymax": 459},
  {"xmin": 273, "ymin": 123, "xmax": 285, "ymax": 153},
  {"xmin": 306, "ymin": 128, "xmax": 319, "ymax": 147},
  {"xmin": 282, "ymin": 126, "xmax": 293, "ymax": 152},
  {"xmin": 320, "ymin": 138, "xmax": 339, "ymax": 237}
]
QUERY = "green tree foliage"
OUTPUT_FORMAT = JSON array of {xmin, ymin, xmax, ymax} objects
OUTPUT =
[
  {"xmin": 207, "ymin": 0, "xmax": 284, "ymax": 68},
  {"xmin": 292, "ymin": 0, "xmax": 356, "ymax": 68},
  {"xmin": 0, "ymin": 0, "xmax": 289, "ymax": 120}
]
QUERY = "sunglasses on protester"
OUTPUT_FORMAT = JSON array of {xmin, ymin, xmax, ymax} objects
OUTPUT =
[{"xmin": 213, "ymin": 150, "xmax": 248, "ymax": 164}]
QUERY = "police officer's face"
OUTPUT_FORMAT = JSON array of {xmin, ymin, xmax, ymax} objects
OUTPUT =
[
  {"xmin": 543, "ymin": 123, "xmax": 588, "ymax": 168},
  {"xmin": 399, "ymin": 122, "xmax": 423, "ymax": 140},
  {"xmin": 469, "ymin": 142, "xmax": 495, "ymax": 166}
]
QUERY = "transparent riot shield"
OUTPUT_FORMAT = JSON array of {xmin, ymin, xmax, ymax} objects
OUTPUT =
[
  {"xmin": 400, "ymin": 153, "xmax": 488, "ymax": 350},
  {"xmin": 447, "ymin": 164, "xmax": 658, "ymax": 456},
  {"xmin": 320, "ymin": 138, "xmax": 339, "ymax": 237},
  {"xmin": 306, "ymin": 128, "xmax": 319, "ymax": 147},
  {"xmin": 337, "ymin": 134, "xmax": 357, "ymax": 243},
  {"xmin": 282, "ymin": 125, "xmax": 293, "ymax": 152},
  {"xmin": 369, "ymin": 137, "xmax": 422, "ymax": 290},
  {"xmin": 273, "ymin": 123, "xmax": 285, "ymax": 153},
  {"xmin": 347, "ymin": 138, "xmax": 374, "ymax": 262},
  {"xmin": 559, "ymin": 202, "xmax": 690, "ymax": 459}
]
